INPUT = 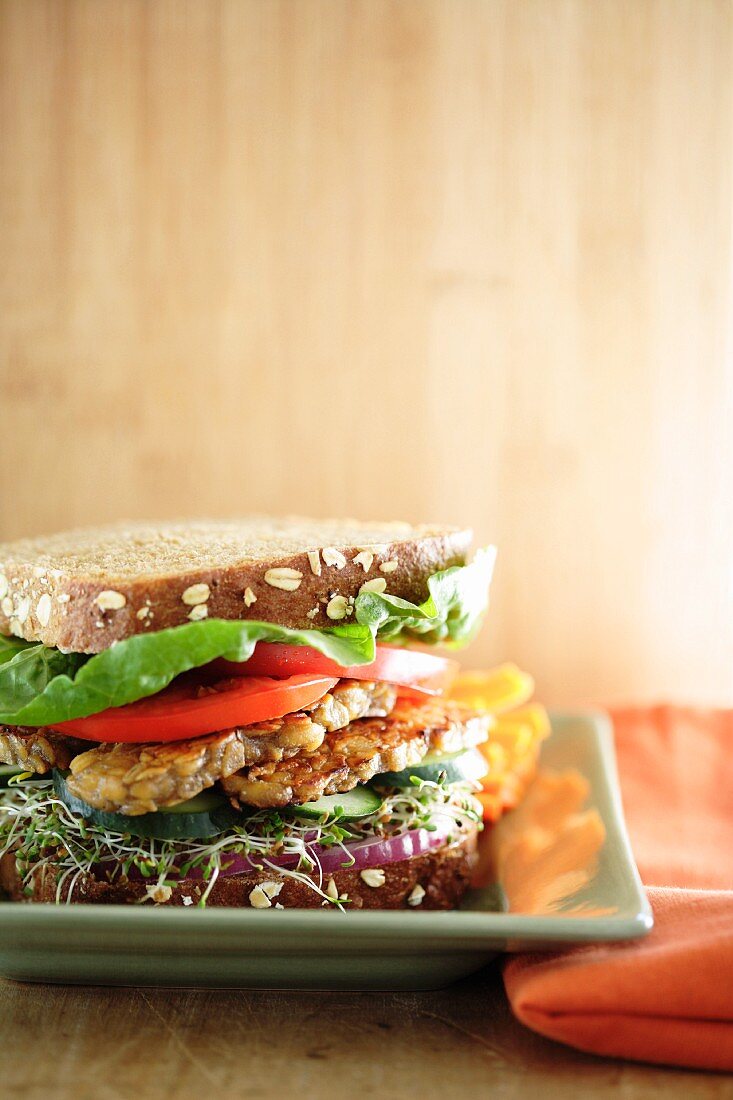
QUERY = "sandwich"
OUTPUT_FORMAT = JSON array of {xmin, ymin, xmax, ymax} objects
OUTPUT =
[{"xmin": 0, "ymin": 518, "xmax": 535, "ymax": 910}]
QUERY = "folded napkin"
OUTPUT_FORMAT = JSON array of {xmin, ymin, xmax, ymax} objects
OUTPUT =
[{"xmin": 503, "ymin": 706, "xmax": 733, "ymax": 1071}]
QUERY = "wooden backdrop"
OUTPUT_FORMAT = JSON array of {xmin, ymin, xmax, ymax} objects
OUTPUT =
[{"xmin": 1, "ymin": 0, "xmax": 732, "ymax": 704}]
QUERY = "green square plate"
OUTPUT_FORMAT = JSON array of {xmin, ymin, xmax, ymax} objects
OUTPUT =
[{"xmin": 0, "ymin": 710, "xmax": 652, "ymax": 989}]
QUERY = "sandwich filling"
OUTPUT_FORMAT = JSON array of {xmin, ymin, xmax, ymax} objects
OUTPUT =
[
  {"xmin": 0, "ymin": 551, "xmax": 498, "ymax": 908},
  {"xmin": 0, "ymin": 768, "xmax": 483, "ymax": 907}
]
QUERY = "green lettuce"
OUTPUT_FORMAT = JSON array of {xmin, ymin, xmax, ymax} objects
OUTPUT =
[
  {"xmin": 356, "ymin": 546, "xmax": 496, "ymax": 645},
  {"xmin": 0, "ymin": 549, "xmax": 495, "ymax": 727}
]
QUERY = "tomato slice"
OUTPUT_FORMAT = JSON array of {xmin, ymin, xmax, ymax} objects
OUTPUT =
[
  {"xmin": 55, "ymin": 674, "xmax": 338, "ymax": 744},
  {"xmin": 211, "ymin": 643, "xmax": 459, "ymax": 696}
]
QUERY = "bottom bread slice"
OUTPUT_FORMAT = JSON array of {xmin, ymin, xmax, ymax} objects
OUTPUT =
[{"xmin": 0, "ymin": 829, "xmax": 478, "ymax": 910}]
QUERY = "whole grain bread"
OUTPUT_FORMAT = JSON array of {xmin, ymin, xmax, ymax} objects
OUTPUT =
[
  {"xmin": 0, "ymin": 518, "xmax": 472, "ymax": 653},
  {"xmin": 0, "ymin": 830, "xmax": 478, "ymax": 909}
]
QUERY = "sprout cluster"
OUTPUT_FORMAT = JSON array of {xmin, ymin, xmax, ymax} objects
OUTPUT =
[{"xmin": 0, "ymin": 776, "xmax": 482, "ymax": 909}]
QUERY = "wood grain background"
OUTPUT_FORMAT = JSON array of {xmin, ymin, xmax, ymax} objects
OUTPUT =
[{"xmin": 1, "ymin": 0, "xmax": 732, "ymax": 704}]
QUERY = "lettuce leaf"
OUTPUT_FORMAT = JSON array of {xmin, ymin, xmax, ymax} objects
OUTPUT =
[
  {"xmin": 0, "ymin": 622, "xmax": 375, "ymax": 727},
  {"xmin": 0, "ymin": 549, "xmax": 495, "ymax": 727},
  {"xmin": 0, "ymin": 636, "xmax": 31, "ymax": 667},
  {"xmin": 356, "ymin": 546, "xmax": 496, "ymax": 645}
]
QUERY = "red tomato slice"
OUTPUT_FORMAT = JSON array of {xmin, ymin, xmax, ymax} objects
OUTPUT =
[
  {"xmin": 55, "ymin": 674, "xmax": 338, "ymax": 744},
  {"xmin": 211, "ymin": 643, "xmax": 459, "ymax": 696}
]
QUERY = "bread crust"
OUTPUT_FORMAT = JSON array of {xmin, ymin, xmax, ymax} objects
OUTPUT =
[
  {"xmin": 0, "ymin": 519, "xmax": 472, "ymax": 653},
  {"xmin": 0, "ymin": 830, "xmax": 478, "ymax": 910}
]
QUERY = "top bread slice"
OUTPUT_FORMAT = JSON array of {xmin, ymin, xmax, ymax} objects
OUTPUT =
[{"xmin": 0, "ymin": 518, "xmax": 472, "ymax": 653}]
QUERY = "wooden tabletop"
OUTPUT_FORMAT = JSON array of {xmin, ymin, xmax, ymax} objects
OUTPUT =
[{"xmin": 2, "ymin": 965, "xmax": 722, "ymax": 1098}]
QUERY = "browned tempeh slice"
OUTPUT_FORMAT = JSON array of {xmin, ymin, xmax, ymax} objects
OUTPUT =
[
  {"xmin": 306, "ymin": 680, "xmax": 396, "ymax": 731},
  {"xmin": 64, "ymin": 680, "xmax": 397, "ymax": 815},
  {"xmin": 0, "ymin": 727, "xmax": 82, "ymax": 774},
  {"xmin": 221, "ymin": 700, "xmax": 491, "ymax": 809}
]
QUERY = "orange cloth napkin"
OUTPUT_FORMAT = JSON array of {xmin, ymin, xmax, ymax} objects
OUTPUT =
[{"xmin": 503, "ymin": 706, "xmax": 733, "ymax": 1071}]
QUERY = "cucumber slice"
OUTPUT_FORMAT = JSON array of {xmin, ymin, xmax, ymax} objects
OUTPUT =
[
  {"xmin": 372, "ymin": 747, "xmax": 489, "ymax": 787},
  {"xmin": 52, "ymin": 770, "xmax": 241, "ymax": 840},
  {"xmin": 0, "ymin": 764, "xmax": 25, "ymax": 787},
  {"xmin": 154, "ymin": 789, "xmax": 226, "ymax": 815},
  {"xmin": 291, "ymin": 785, "xmax": 383, "ymax": 821}
]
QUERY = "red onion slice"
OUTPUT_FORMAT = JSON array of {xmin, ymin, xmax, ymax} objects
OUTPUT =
[
  {"xmin": 125, "ymin": 823, "xmax": 456, "ymax": 883},
  {"xmin": 201, "ymin": 822, "xmax": 455, "ymax": 880}
]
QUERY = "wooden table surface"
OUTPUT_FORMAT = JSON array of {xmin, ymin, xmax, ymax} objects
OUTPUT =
[{"xmin": 2, "ymin": 965, "xmax": 726, "ymax": 1099}]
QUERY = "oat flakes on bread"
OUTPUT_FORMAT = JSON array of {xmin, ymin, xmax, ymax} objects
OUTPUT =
[
  {"xmin": 0, "ymin": 518, "xmax": 471, "ymax": 653},
  {"xmin": 0, "ymin": 831, "xmax": 478, "ymax": 910}
]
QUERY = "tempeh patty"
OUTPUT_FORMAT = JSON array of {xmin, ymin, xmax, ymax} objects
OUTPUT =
[
  {"xmin": 221, "ymin": 699, "xmax": 492, "ymax": 808},
  {"xmin": 64, "ymin": 680, "xmax": 397, "ymax": 815},
  {"xmin": 306, "ymin": 680, "xmax": 396, "ymax": 731},
  {"xmin": 0, "ymin": 727, "xmax": 83, "ymax": 774}
]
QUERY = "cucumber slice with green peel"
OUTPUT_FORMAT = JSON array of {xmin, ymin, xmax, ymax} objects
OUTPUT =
[
  {"xmin": 52, "ymin": 770, "xmax": 241, "ymax": 840},
  {"xmin": 152, "ymin": 789, "xmax": 227, "ymax": 815},
  {"xmin": 0, "ymin": 764, "xmax": 25, "ymax": 787},
  {"xmin": 372, "ymin": 747, "xmax": 489, "ymax": 788},
  {"xmin": 290, "ymin": 785, "xmax": 383, "ymax": 821}
]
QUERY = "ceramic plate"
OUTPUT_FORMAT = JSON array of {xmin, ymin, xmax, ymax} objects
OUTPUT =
[{"xmin": 0, "ymin": 710, "xmax": 652, "ymax": 989}]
